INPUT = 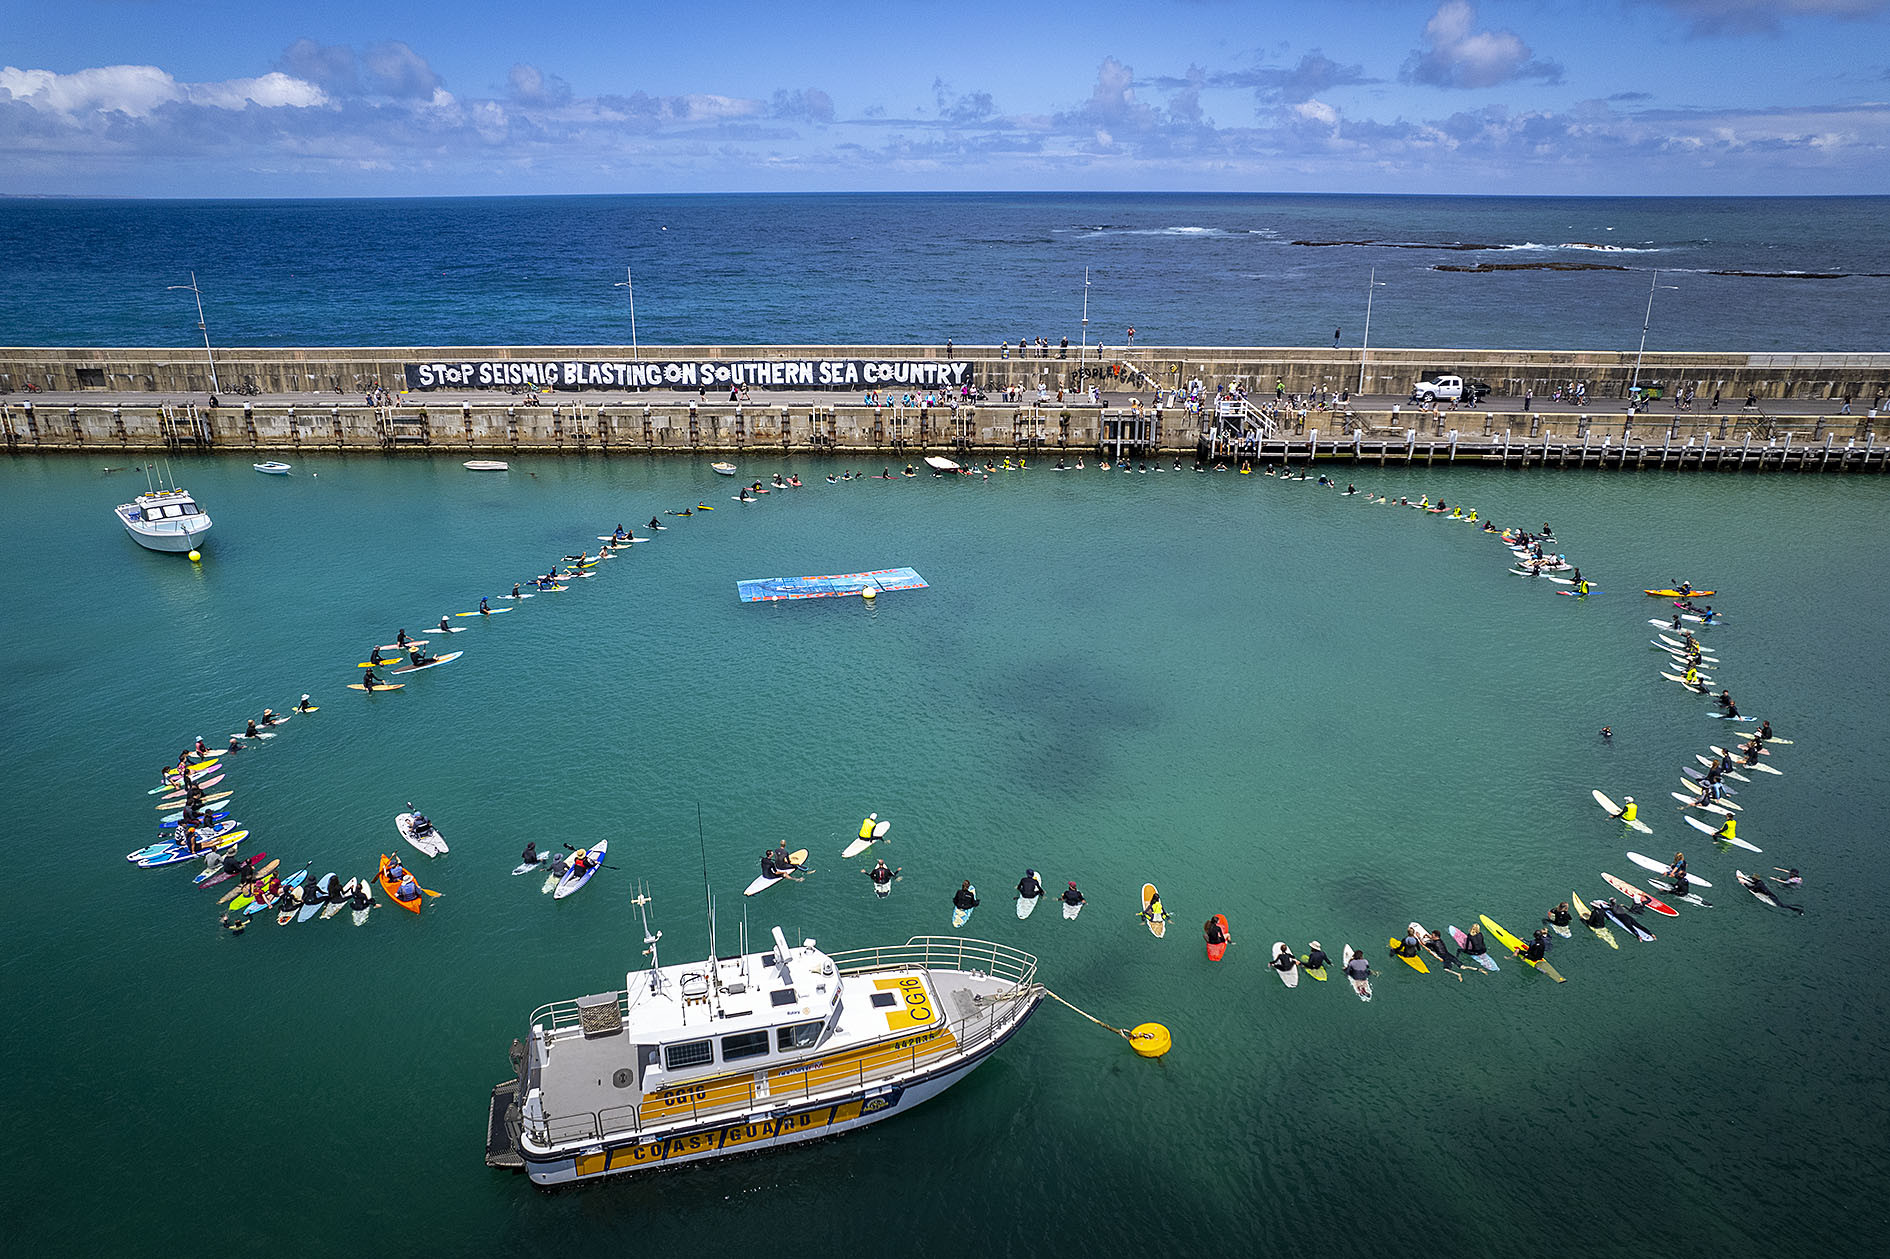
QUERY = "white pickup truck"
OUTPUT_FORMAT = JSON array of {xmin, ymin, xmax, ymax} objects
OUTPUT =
[{"xmin": 1410, "ymin": 374, "xmax": 1489, "ymax": 404}]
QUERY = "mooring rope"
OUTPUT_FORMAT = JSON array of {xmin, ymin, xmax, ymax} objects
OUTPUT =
[{"xmin": 1042, "ymin": 986, "xmax": 1143, "ymax": 1042}]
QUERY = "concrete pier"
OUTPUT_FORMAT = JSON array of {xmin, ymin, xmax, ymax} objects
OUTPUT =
[{"xmin": 2, "ymin": 343, "xmax": 1884, "ymax": 471}]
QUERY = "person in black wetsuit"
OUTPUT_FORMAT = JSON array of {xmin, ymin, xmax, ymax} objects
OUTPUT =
[
  {"xmin": 1546, "ymin": 903, "xmax": 1573, "ymax": 931},
  {"xmin": 1303, "ymin": 942, "xmax": 1331, "ymax": 971},
  {"xmin": 866, "ymin": 859, "xmax": 899, "ymax": 893},
  {"xmin": 1060, "ymin": 882, "xmax": 1085, "ymax": 910},
  {"xmin": 952, "ymin": 881, "xmax": 979, "ymax": 913},
  {"xmin": 1462, "ymin": 923, "xmax": 1491, "ymax": 959},
  {"xmin": 1016, "ymin": 869, "xmax": 1043, "ymax": 903},
  {"xmin": 1204, "ymin": 917, "xmax": 1229, "ymax": 947}
]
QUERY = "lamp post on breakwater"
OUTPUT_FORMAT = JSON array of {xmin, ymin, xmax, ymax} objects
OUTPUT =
[
  {"xmin": 1357, "ymin": 266, "xmax": 1386, "ymax": 396},
  {"xmin": 166, "ymin": 271, "xmax": 219, "ymax": 393},
  {"xmin": 613, "ymin": 268, "xmax": 639, "ymax": 361},
  {"xmin": 1079, "ymin": 268, "xmax": 1091, "ymax": 364},
  {"xmin": 1630, "ymin": 269, "xmax": 1679, "ymax": 396}
]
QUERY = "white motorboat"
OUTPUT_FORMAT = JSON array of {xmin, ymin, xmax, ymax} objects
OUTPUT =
[
  {"xmin": 486, "ymin": 897, "xmax": 1043, "ymax": 1186},
  {"xmin": 464, "ymin": 460, "xmax": 510, "ymax": 471},
  {"xmin": 710, "ymin": 461, "xmax": 738, "ymax": 475},
  {"xmin": 923, "ymin": 455, "xmax": 961, "ymax": 472},
  {"xmin": 253, "ymin": 461, "xmax": 292, "ymax": 475},
  {"xmin": 115, "ymin": 484, "xmax": 211, "ymax": 553}
]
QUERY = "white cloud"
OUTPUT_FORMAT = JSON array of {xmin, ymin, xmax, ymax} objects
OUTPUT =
[
  {"xmin": 1402, "ymin": 1, "xmax": 1563, "ymax": 89},
  {"xmin": 0, "ymin": 64, "xmax": 326, "ymax": 116}
]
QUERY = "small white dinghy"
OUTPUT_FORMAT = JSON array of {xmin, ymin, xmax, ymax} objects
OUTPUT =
[
  {"xmin": 253, "ymin": 461, "xmax": 292, "ymax": 475},
  {"xmin": 464, "ymin": 460, "xmax": 510, "ymax": 471}
]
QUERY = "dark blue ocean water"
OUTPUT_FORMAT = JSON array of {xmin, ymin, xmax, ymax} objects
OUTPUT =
[{"xmin": 1, "ymin": 193, "xmax": 1886, "ymax": 351}]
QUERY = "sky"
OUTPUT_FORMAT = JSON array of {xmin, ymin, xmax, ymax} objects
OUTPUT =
[{"xmin": 2, "ymin": 0, "xmax": 1887, "ymax": 196}]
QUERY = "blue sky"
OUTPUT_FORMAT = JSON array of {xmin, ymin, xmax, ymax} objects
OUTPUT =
[{"xmin": 3, "ymin": 0, "xmax": 1887, "ymax": 195}]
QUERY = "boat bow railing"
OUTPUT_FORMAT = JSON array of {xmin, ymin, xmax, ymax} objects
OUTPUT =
[{"xmin": 829, "ymin": 935, "xmax": 1038, "ymax": 993}]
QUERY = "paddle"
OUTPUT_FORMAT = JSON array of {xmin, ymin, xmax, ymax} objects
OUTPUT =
[{"xmin": 559, "ymin": 843, "xmax": 621, "ymax": 871}]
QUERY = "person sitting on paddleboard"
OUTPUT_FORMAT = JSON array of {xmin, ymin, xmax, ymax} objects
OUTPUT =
[
  {"xmin": 1614, "ymin": 796, "xmax": 1637, "ymax": 822},
  {"xmin": 349, "ymin": 881, "xmax": 371, "ymax": 910},
  {"xmin": 478, "ymin": 597, "xmax": 490, "ymax": 615},
  {"xmin": 1547, "ymin": 904, "xmax": 1573, "ymax": 929},
  {"xmin": 1669, "ymin": 870, "xmax": 1692, "ymax": 898},
  {"xmin": 297, "ymin": 694, "xmax": 314, "ymax": 712},
  {"xmin": 1303, "ymin": 942, "xmax": 1331, "ymax": 970},
  {"xmin": 760, "ymin": 849, "xmax": 784, "ymax": 879},
  {"xmin": 1666, "ymin": 853, "xmax": 1687, "ymax": 879},
  {"xmin": 867, "ymin": 860, "xmax": 897, "ymax": 890},
  {"xmin": 192, "ymin": 737, "xmax": 210, "ymax": 757},
  {"xmin": 1519, "ymin": 931, "xmax": 1546, "ymax": 962},
  {"xmin": 1343, "ymin": 952, "xmax": 1373, "ymax": 983},
  {"xmin": 1061, "ymin": 882, "xmax": 1085, "ymax": 908},
  {"xmin": 409, "ymin": 647, "xmax": 426, "ymax": 667},
  {"xmin": 952, "ymin": 881, "xmax": 979, "ymax": 912},
  {"xmin": 521, "ymin": 841, "xmax": 539, "ymax": 866},
  {"xmin": 437, "ymin": 615, "xmax": 451, "ymax": 633},
  {"xmin": 1394, "ymin": 929, "xmax": 1421, "ymax": 958},
  {"xmin": 1463, "ymin": 924, "xmax": 1490, "ymax": 957},
  {"xmin": 396, "ymin": 630, "xmax": 411, "ymax": 648},
  {"xmin": 362, "ymin": 669, "xmax": 384, "ymax": 690},
  {"xmin": 1580, "ymin": 901, "xmax": 1609, "ymax": 929},
  {"xmin": 1204, "ymin": 917, "xmax": 1229, "ymax": 947},
  {"xmin": 1143, "ymin": 891, "xmax": 1166, "ymax": 923},
  {"xmin": 370, "ymin": 647, "xmax": 387, "ymax": 666},
  {"xmin": 1273, "ymin": 946, "xmax": 1301, "ymax": 975},
  {"xmin": 260, "ymin": 709, "xmax": 279, "ymax": 725},
  {"xmin": 1017, "ymin": 870, "xmax": 1043, "ymax": 901},
  {"xmin": 245, "ymin": 719, "xmax": 261, "ymax": 738}
]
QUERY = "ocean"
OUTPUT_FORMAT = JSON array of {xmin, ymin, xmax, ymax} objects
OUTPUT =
[
  {"xmin": 1, "ymin": 193, "xmax": 1887, "ymax": 352},
  {"xmin": 2, "ymin": 450, "xmax": 1887, "ymax": 1257}
]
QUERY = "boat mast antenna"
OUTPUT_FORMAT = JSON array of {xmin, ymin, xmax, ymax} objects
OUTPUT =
[{"xmin": 632, "ymin": 884, "xmax": 662, "ymax": 991}]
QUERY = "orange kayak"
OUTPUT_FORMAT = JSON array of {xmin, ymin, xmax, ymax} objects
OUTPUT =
[{"xmin": 379, "ymin": 853, "xmax": 423, "ymax": 913}]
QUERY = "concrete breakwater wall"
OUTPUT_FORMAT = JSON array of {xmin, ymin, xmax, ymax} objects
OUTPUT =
[
  {"xmin": 4, "ymin": 342, "xmax": 1889, "ymax": 404},
  {"xmin": 2, "ymin": 343, "xmax": 1885, "ymax": 471},
  {"xmin": 6, "ymin": 394, "xmax": 1886, "ymax": 473}
]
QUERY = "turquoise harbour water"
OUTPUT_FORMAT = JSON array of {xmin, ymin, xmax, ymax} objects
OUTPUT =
[{"xmin": 3, "ymin": 454, "xmax": 1888, "ymax": 1257}]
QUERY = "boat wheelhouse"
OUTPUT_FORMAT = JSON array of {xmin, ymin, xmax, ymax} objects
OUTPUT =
[{"xmin": 487, "ymin": 915, "xmax": 1042, "ymax": 1186}]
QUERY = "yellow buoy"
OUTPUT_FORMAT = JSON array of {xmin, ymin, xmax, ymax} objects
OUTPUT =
[
  {"xmin": 861, "ymin": 588, "xmax": 877, "ymax": 601},
  {"xmin": 1129, "ymin": 1022, "xmax": 1172, "ymax": 1058},
  {"xmin": 188, "ymin": 550, "xmax": 202, "ymax": 563}
]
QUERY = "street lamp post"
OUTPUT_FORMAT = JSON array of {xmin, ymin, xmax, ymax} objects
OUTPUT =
[
  {"xmin": 1357, "ymin": 267, "xmax": 1386, "ymax": 395},
  {"xmin": 167, "ymin": 270, "xmax": 219, "ymax": 392},
  {"xmin": 1631, "ymin": 269, "xmax": 1679, "ymax": 394},
  {"xmin": 613, "ymin": 268, "xmax": 639, "ymax": 361},
  {"xmin": 1079, "ymin": 268, "xmax": 1090, "ymax": 363}
]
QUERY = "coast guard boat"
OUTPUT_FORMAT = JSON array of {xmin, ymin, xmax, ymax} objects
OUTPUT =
[
  {"xmin": 115, "ymin": 478, "xmax": 212, "ymax": 553},
  {"xmin": 486, "ymin": 896, "xmax": 1042, "ymax": 1186}
]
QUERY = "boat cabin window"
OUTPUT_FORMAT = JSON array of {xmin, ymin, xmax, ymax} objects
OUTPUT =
[
  {"xmin": 720, "ymin": 1030, "xmax": 771, "ymax": 1062},
  {"xmin": 179, "ymin": 501, "xmax": 199, "ymax": 515},
  {"xmin": 776, "ymin": 1021, "xmax": 823, "ymax": 1052},
  {"xmin": 663, "ymin": 1039, "xmax": 713, "ymax": 1070},
  {"xmin": 769, "ymin": 989, "xmax": 797, "ymax": 1007}
]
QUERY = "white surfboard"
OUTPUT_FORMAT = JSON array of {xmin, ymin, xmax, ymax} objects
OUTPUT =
[
  {"xmin": 1061, "ymin": 897, "xmax": 1084, "ymax": 920},
  {"xmin": 1592, "ymin": 789, "xmax": 1653, "ymax": 834},
  {"xmin": 1341, "ymin": 945, "xmax": 1372, "ymax": 1002},
  {"xmin": 1017, "ymin": 891, "xmax": 1041, "ymax": 919},
  {"xmin": 1629, "ymin": 852, "xmax": 1710, "ymax": 887},
  {"xmin": 1684, "ymin": 813, "xmax": 1761, "ymax": 851},
  {"xmin": 1272, "ymin": 942, "xmax": 1300, "ymax": 987}
]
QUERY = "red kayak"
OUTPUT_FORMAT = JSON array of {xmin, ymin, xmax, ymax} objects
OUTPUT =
[
  {"xmin": 1603, "ymin": 872, "xmax": 1679, "ymax": 916},
  {"xmin": 1206, "ymin": 914, "xmax": 1231, "ymax": 961}
]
